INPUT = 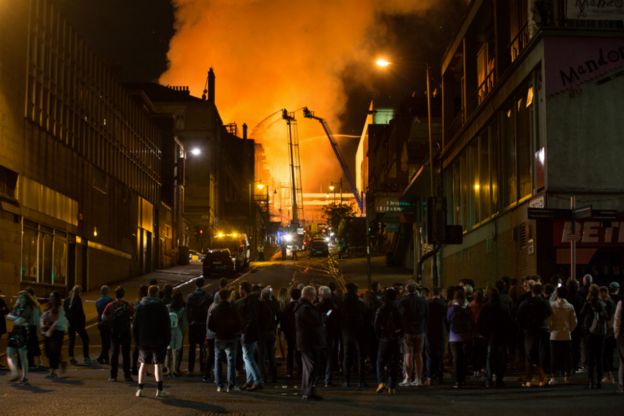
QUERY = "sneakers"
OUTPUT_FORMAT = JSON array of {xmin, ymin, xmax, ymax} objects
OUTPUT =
[
  {"xmin": 376, "ymin": 383, "xmax": 386, "ymax": 394},
  {"xmin": 398, "ymin": 379, "xmax": 411, "ymax": 387},
  {"xmin": 547, "ymin": 378, "xmax": 557, "ymax": 386},
  {"xmin": 156, "ymin": 389, "xmax": 170, "ymax": 399},
  {"xmin": 217, "ymin": 386, "xmax": 224, "ymax": 392},
  {"xmin": 522, "ymin": 381, "xmax": 532, "ymax": 388},
  {"xmin": 135, "ymin": 388, "xmax": 144, "ymax": 398},
  {"xmin": 410, "ymin": 379, "xmax": 422, "ymax": 387}
]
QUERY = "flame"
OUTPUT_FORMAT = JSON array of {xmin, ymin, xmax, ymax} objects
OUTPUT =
[{"xmin": 161, "ymin": 0, "xmax": 436, "ymax": 190}]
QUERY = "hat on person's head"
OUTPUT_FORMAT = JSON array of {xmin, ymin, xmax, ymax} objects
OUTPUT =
[{"xmin": 609, "ymin": 281, "xmax": 620, "ymax": 292}]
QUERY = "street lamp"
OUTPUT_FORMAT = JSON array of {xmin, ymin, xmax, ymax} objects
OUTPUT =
[
  {"xmin": 190, "ymin": 147, "xmax": 202, "ymax": 156},
  {"xmin": 329, "ymin": 183, "xmax": 336, "ymax": 204}
]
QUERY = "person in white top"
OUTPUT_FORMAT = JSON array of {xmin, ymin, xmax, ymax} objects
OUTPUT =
[{"xmin": 548, "ymin": 285, "xmax": 577, "ymax": 385}]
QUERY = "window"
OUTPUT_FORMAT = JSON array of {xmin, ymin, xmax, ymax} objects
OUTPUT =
[
  {"xmin": 53, "ymin": 234, "xmax": 68, "ymax": 285},
  {"xmin": 22, "ymin": 224, "xmax": 38, "ymax": 282},
  {"xmin": 489, "ymin": 119, "xmax": 500, "ymax": 213},
  {"xmin": 517, "ymin": 89, "xmax": 533, "ymax": 199},
  {"xmin": 501, "ymin": 104, "xmax": 517, "ymax": 207},
  {"xmin": 40, "ymin": 231, "xmax": 53, "ymax": 285},
  {"xmin": 478, "ymin": 132, "xmax": 491, "ymax": 220}
]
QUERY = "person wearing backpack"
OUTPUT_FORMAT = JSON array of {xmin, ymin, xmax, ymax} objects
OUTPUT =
[
  {"xmin": 374, "ymin": 288, "xmax": 404, "ymax": 395},
  {"xmin": 398, "ymin": 281, "xmax": 428, "ymax": 387},
  {"xmin": 447, "ymin": 287, "xmax": 472, "ymax": 389},
  {"xmin": 517, "ymin": 283, "xmax": 551, "ymax": 387},
  {"xmin": 167, "ymin": 290, "xmax": 187, "ymax": 377},
  {"xmin": 613, "ymin": 290, "xmax": 624, "ymax": 393},
  {"xmin": 102, "ymin": 286, "xmax": 134, "ymax": 382},
  {"xmin": 580, "ymin": 284, "xmax": 608, "ymax": 389}
]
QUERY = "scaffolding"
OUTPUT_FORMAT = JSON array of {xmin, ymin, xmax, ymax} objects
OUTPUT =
[{"xmin": 282, "ymin": 109, "xmax": 304, "ymax": 227}]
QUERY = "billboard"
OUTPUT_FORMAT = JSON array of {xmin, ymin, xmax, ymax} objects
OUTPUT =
[{"xmin": 566, "ymin": 0, "xmax": 624, "ymax": 21}]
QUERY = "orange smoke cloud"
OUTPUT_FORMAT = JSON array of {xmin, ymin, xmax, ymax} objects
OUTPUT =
[{"xmin": 160, "ymin": 0, "xmax": 435, "ymax": 191}]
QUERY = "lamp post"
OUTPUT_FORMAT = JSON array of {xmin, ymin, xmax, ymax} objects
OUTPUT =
[{"xmin": 329, "ymin": 183, "xmax": 336, "ymax": 204}]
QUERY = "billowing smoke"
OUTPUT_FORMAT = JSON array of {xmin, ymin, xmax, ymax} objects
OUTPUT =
[{"xmin": 160, "ymin": 0, "xmax": 437, "ymax": 191}]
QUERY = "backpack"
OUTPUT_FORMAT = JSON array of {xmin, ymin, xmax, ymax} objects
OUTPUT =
[
  {"xmin": 169, "ymin": 311, "xmax": 179, "ymax": 329},
  {"xmin": 451, "ymin": 305, "xmax": 472, "ymax": 335},
  {"xmin": 110, "ymin": 301, "xmax": 130, "ymax": 333}
]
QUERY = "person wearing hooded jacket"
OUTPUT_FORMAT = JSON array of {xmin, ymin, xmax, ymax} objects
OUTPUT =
[
  {"xmin": 548, "ymin": 285, "xmax": 577, "ymax": 385},
  {"xmin": 295, "ymin": 285, "xmax": 324, "ymax": 400},
  {"xmin": 133, "ymin": 285, "xmax": 171, "ymax": 398}
]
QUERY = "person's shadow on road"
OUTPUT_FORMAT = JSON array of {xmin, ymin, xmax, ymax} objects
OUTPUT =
[
  {"xmin": 12, "ymin": 383, "xmax": 54, "ymax": 393},
  {"xmin": 51, "ymin": 377, "xmax": 84, "ymax": 385},
  {"xmin": 161, "ymin": 399, "xmax": 226, "ymax": 413}
]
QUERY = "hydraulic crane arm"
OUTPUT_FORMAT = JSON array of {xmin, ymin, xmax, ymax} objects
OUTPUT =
[{"xmin": 303, "ymin": 107, "xmax": 363, "ymax": 212}]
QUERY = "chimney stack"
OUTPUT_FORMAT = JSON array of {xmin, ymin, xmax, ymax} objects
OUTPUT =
[
  {"xmin": 242, "ymin": 123, "xmax": 248, "ymax": 140},
  {"xmin": 208, "ymin": 68, "xmax": 215, "ymax": 103}
]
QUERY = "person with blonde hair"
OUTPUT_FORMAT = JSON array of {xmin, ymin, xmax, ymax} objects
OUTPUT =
[{"xmin": 6, "ymin": 290, "xmax": 37, "ymax": 383}]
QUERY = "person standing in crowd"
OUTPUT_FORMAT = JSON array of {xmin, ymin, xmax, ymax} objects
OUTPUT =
[
  {"xmin": 547, "ymin": 285, "xmax": 577, "ymax": 385},
  {"xmin": 478, "ymin": 287, "xmax": 513, "ymax": 388},
  {"xmin": 161, "ymin": 285, "xmax": 174, "ymax": 306},
  {"xmin": 566, "ymin": 279, "xmax": 584, "ymax": 373},
  {"xmin": 6, "ymin": 291, "xmax": 36, "ymax": 383},
  {"xmin": 167, "ymin": 290, "xmax": 187, "ymax": 377},
  {"xmin": 363, "ymin": 281, "xmax": 382, "ymax": 381},
  {"xmin": 186, "ymin": 278, "xmax": 211, "ymax": 377},
  {"xmin": 96, "ymin": 285, "xmax": 113, "ymax": 365},
  {"xmin": 470, "ymin": 289, "xmax": 487, "ymax": 378},
  {"xmin": 426, "ymin": 287, "xmax": 447, "ymax": 385},
  {"xmin": 41, "ymin": 291, "xmax": 67, "ymax": 378},
  {"xmin": 64, "ymin": 285, "xmax": 91, "ymax": 366},
  {"xmin": 258, "ymin": 287, "xmax": 279, "ymax": 384},
  {"xmin": 208, "ymin": 288, "xmax": 243, "ymax": 392},
  {"xmin": 237, "ymin": 282, "xmax": 263, "ymax": 390},
  {"xmin": 281, "ymin": 287, "xmax": 301, "ymax": 379},
  {"xmin": 447, "ymin": 287, "xmax": 472, "ymax": 389},
  {"xmin": 341, "ymin": 282, "xmax": 367, "ymax": 387},
  {"xmin": 517, "ymin": 283, "xmax": 551, "ymax": 387},
  {"xmin": 316, "ymin": 285, "xmax": 339, "ymax": 387},
  {"xmin": 374, "ymin": 288, "xmax": 403, "ymax": 395},
  {"xmin": 295, "ymin": 285, "xmax": 324, "ymax": 401},
  {"xmin": 580, "ymin": 284, "xmax": 608, "ymax": 389},
  {"xmin": 399, "ymin": 281, "xmax": 428, "ymax": 387},
  {"xmin": 132, "ymin": 285, "xmax": 149, "ymax": 375},
  {"xmin": 134, "ymin": 285, "xmax": 171, "ymax": 398},
  {"xmin": 102, "ymin": 286, "xmax": 134, "ymax": 382},
  {"xmin": 614, "ymin": 290, "xmax": 624, "ymax": 393},
  {"xmin": 601, "ymin": 285, "xmax": 616, "ymax": 384}
]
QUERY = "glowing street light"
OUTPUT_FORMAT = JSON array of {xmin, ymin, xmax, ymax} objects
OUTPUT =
[
  {"xmin": 190, "ymin": 147, "xmax": 202, "ymax": 156},
  {"xmin": 375, "ymin": 57, "xmax": 392, "ymax": 69},
  {"xmin": 256, "ymin": 183, "xmax": 266, "ymax": 191}
]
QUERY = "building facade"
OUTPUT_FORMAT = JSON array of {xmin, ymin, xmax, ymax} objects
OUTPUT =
[
  {"xmin": 434, "ymin": 0, "xmax": 624, "ymax": 287},
  {"xmin": 0, "ymin": 0, "xmax": 166, "ymax": 295}
]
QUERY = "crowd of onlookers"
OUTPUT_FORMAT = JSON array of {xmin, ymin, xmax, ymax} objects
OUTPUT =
[{"xmin": 1, "ymin": 273, "xmax": 623, "ymax": 400}]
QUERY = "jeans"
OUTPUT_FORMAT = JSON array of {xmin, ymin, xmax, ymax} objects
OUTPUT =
[
  {"xmin": 284, "ymin": 332, "xmax": 299, "ymax": 377},
  {"xmin": 426, "ymin": 337, "xmax": 445, "ymax": 382},
  {"xmin": 524, "ymin": 330, "xmax": 549, "ymax": 381},
  {"xmin": 550, "ymin": 340, "xmax": 572, "ymax": 377},
  {"xmin": 342, "ymin": 333, "xmax": 365, "ymax": 384},
  {"xmin": 450, "ymin": 341, "xmax": 466, "ymax": 384},
  {"xmin": 44, "ymin": 330, "xmax": 64, "ymax": 370},
  {"xmin": 97, "ymin": 323, "xmax": 110, "ymax": 362},
  {"xmin": 110, "ymin": 333, "xmax": 131, "ymax": 379},
  {"xmin": 68, "ymin": 325, "xmax": 90, "ymax": 359},
  {"xmin": 188, "ymin": 324, "xmax": 206, "ymax": 374},
  {"xmin": 242, "ymin": 341, "xmax": 263, "ymax": 385},
  {"xmin": 587, "ymin": 333, "xmax": 605, "ymax": 386},
  {"xmin": 258, "ymin": 331, "xmax": 277, "ymax": 383},
  {"xmin": 377, "ymin": 338, "xmax": 401, "ymax": 388},
  {"xmin": 214, "ymin": 338, "xmax": 238, "ymax": 387},
  {"xmin": 486, "ymin": 342, "xmax": 507, "ymax": 384}
]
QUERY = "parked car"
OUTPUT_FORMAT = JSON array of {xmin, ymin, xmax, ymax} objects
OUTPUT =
[
  {"xmin": 202, "ymin": 249, "xmax": 236, "ymax": 277},
  {"xmin": 308, "ymin": 239, "xmax": 329, "ymax": 257}
]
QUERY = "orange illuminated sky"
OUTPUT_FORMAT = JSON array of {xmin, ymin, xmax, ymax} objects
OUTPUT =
[{"xmin": 160, "ymin": 0, "xmax": 437, "ymax": 191}]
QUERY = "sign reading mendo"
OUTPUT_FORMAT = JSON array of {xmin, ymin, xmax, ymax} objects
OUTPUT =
[{"xmin": 566, "ymin": 0, "xmax": 624, "ymax": 21}]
